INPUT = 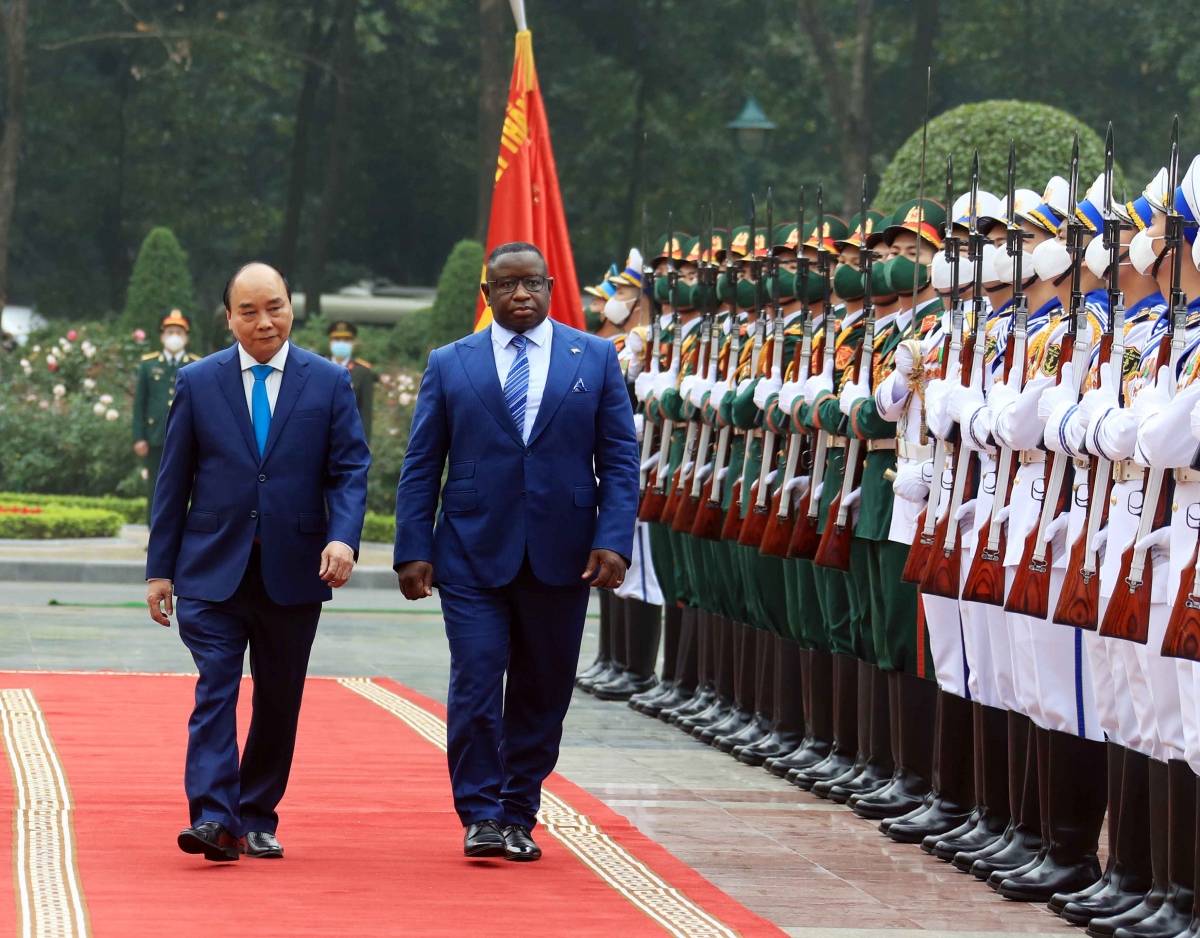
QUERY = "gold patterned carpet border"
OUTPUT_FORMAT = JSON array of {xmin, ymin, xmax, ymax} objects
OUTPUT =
[
  {"xmin": 0, "ymin": 688, "xmax": 91, "ymax": 938},
  {"xmin": 338, "ymin": 677, "xmax": 741, "ymax": 938}
]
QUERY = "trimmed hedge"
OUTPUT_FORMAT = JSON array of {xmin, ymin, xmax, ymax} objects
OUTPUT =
[
  {"xmin": 0, "ymin": 506, "xmax": 125, "ymax": 539},
  {"xmin": 0, "ymin": 493, "xmax": 146, "ymax": 524},
  {"xmin": 362, "ymin": 512, "xmax": 396, "ymax": 544},
  {"xmin": 875, "ymin": 100, "xmax": 1124, "ymax": 212}
]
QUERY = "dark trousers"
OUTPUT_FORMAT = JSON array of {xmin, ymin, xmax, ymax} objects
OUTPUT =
[
  {"xmin": 176, "ymin": 545, "xmax": 321, "ymax": 837},
  {"xmin": 437, "ymin": 556, "xmax": 591, "ymax": 830}
]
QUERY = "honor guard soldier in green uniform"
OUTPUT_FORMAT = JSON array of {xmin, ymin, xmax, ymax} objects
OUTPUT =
[
  {"xmin": 327, "ymin": 321, "xmax": 376, "ymax": 446},
  {"xmin": 132, "ymin": 309, "xmax": 201, "ymax": 517}
]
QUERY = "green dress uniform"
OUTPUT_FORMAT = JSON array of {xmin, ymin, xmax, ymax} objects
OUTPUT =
[
  {"xmin": 339, "ymin": 358, "xmax": 376, "ymax": 445},
  {"xmin": 132, "ymin": 350, "xmax": 200, "ymax": 516}
]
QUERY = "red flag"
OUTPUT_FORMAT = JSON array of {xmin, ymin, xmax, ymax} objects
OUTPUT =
[{"xmin": 474, "ymin": 30, "xmax": 582, "ymax": 332}]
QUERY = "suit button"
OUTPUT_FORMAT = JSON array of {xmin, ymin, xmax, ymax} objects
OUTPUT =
[
  {"xmin": 521, "ymin": 491, "xmax": 526, "ymax": 498},
  {"xmin": 259, "ymin": 474, "xmax": 266, "ymax": 482},
  {"xmin": 250, "ymin": 510, "xmax": 258, "ymax": 519},
  {"xmin": 525, "ymin": 449, "xmax": 532, "ymax": 457}
]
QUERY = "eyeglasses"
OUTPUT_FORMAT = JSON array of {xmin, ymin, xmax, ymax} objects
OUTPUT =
[{"xmin": 487, "ymin": 276, "xmax": 548, "ymax": 294}]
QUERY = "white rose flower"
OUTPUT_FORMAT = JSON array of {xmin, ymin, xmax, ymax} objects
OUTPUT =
[
  {"xmin": 141, "ymin": 468, "xmax": 149, "ymax": 480},
  {"xmin": 105, "ymin": 408, "xmax": 119, "ymax": 421},
  {"xmin": 93, "ymin": 402, "xmax": 107, "ymax": 416},
  {"xmin": 45, "ymin": 354, "xmax": 57, "ymax": 367},
  {"xmin": 99, "ymin": 394, "xmax": 114, "ymax": 405},
  {"xmin": 53, "ymin": 384, "xmax": 66, "ymax": 398},
  {"xmin": 26, "ymin": 393, "xmax": 38, "ymax": 403},
  {"xmin": 39, "ymin": 400, "xmax": 49, "ymax": 410},
  {"xmin": 399, "ymin": 392, "xmax": 413, "ymax": 406},
  {"xmin": 19, "ymin": 359, "xmax": 28, "ymax": 368},
  {"xmin": 83, "ymin": 378, "xmax": 96, "ymax": 390}
]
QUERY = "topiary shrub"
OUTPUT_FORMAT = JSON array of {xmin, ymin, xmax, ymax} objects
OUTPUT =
[
  {"xmin": 428, "ymin": 239, "xmax": 484, "ymax": 348},
  {"xmin": 121, "ymin": 227, "xmax": 197, "ymax": 338},
  {"xmin": 875, "ymin": 101, "xmax": 1124, "ymax": 213},
  {"xmin": 0, "ymin": 493, "xmax": 146, "ymax": 524},
  {"xmin": 0, "ymin": 505, "xmax": 125, "ymax": 539}
]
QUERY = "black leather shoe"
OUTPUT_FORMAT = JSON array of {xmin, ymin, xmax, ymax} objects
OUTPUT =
[
  {"xmin": 503, "ymin": 825, "xmax": 542, "ymax": 862},
  {"xmin": 178, "ymin": 821, "xmax": 240, "ymax": 862},
  {"xmin": 464, "ymin": 820, "xmax": 506, "ymax": 858},
  {"xmin": 240, "ymin": 831, "xmax": 284, "ymax": 859}
]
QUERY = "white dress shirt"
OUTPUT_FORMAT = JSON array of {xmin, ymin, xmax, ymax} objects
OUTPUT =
[
  {"xmin": 491, "ymin": 318, "xmax": 553, "ymax": 442},
  {"xmin": 238, "ymin": 340, "xmax": 290, "ymax": 422}
]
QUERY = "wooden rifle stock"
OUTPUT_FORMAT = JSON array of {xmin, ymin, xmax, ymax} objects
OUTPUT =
[
  {"xmin": 787, "ymin": 489, "xmax": 822, "ymax": 559},
  {"xmin": 672, "ymin": 484, "xmax": 702, "ymax": 533},
  {"xmin": 720, "ymin": 478, "xmax": 745, "ymax": 542},
  {"xmin": 759, "ymin": 481, "xmax": 794, "ymax": 557},
  {"xmin": 638, "ymin": 467, "xmax": 668, "ymax": 522},
  {"xmin": 813, "ymin": 492, "xmax": 851, "ymax": 570},
  {"xmin": 962, "ymin": 513, "xmax": 1008, "ymax": 604},
  {"xmin": 902, "ymin": 506, "xmax": 934, "ymax": 583},
  {"xmin": 660, "ymin": 465, "xmax": 685, "ymax": 525},
  {"xmin": 1162, "ymin": 543, "xmax": 1200, "ymax": 660},
  {"xmin": 1053, "ymin": 458, "xmax": 1102, "ymax": 629},
  {"xmin": 1098, "ymin": 481, "xmax": 1169, "ymax": 644},
  {"xmin": 920, "ymin": 456, "xmax": 978, "ymax": 598},
  {"xmin": 738, "ymin": 489, "xmax": 771, "ymax": 547},
  {"xmin": 691, "ymin": 475, "xmax": 724, "ymax": 541}
]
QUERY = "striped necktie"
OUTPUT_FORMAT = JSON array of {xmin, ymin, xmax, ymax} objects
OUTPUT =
[{"xmin": 504, "ymin": 334, "xmax": 530, "ymax": 439}]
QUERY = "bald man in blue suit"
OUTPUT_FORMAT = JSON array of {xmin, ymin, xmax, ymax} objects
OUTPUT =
[{"xmin": 394, "ymin": 243, "xmax": 640, "ymax": 862}]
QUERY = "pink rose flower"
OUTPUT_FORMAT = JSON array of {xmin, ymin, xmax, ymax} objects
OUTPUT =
[
  {"xmin": 134, "ymin": 329, "xmax": 146, "ymax": 342},
  {"xmin": 66, "ymin": 329, "xmax": 78, "ymax": 341}
]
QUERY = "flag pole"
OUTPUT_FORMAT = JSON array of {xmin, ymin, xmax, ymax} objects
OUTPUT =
[{"xmin": 509, "ymin": 0, "xmax": 527, "ymax": 31}]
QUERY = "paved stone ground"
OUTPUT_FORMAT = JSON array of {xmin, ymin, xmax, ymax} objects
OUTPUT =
[{"xmin": 0, "ymin": 580, "xmax": 1078, "ymax": 937}]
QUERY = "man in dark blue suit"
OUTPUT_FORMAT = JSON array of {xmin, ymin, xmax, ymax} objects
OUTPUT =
[
  {"xmin": 146, "ymin": 262, "xmax": 370, "ymax": 862},
  {"xmin": 395, "ymin": 242, "xmax": 640, "ymax": 861}
]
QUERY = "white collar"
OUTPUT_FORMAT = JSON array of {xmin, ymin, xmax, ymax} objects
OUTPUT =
[
  {"xmin": 238, "ymin": 340, "xmax": 290, "ymax": 372},
  {"xmin": 163, "ymin": 350, "xmax": 183, "ymax": 365},
  {"xmin": 492, "ymin": 317, "xmax": 553, "ymax": 350}
]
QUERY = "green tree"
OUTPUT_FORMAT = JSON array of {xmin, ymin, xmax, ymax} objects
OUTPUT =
[
  {"xmin": 121, "ymin": 227, "xmax": 195, "ymax": 337},
  {"xmin": 875, "ymin": 101, "xmax": 1125, "ymax": 211},
  {"xmin": 428, "ymin": 238, "xmax": 484, "ymax": 347}
]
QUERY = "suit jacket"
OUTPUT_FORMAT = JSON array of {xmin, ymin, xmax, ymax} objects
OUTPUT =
[
  {"xmin": 146, "ymin": 343, "xmax": 371, "ymax": 605},
  {"xmin": 393, "ymin": 320, "xmax": 639, "ymax": 588}
]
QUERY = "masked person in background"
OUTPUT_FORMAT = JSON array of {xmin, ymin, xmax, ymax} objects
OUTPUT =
[
  {"xmin": 328, "ymin": 321, "xmax": 376, "ymax": 447},
  {"xmin": 133, "ymin": 309, "xmax": 202, "ymax": 518}
]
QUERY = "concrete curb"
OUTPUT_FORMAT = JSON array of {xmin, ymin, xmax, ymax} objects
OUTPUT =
[{"xmin": 2, "ymin": 559, "xmax": 400, "ymax": 590}]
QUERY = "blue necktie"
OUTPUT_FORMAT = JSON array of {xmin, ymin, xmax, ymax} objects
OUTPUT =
[
  {"xmin": 504, "ymin": 335, "xmax": 530, "ymax": 439},
  {"xmin": 250, "ymin": 364, "xmax": 273, "ymax": 457}
]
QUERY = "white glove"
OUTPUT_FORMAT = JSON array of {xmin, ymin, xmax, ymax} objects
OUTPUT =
[
  {"xmin": 894, "ymin": 341, "xmax": 915, "ymax": 379},
  {"xmin": 787, "ymin": 474, "xmax": 811, "ymax": 509},
  {"xmin": 1131, "ymin": 365, "xmax": 1171, "ymax": 421},
  {"xmin": 1037, "ymin": 362, "xmax": 1076, "ymax": 423},
  {"xmin": 812, "ymin": 482, "xmax": 824, "ymax": 504},
  {"xmin": 947, "ymin": 385, "xmax": 985, "ymax": 425},
  {"xmin": 842, "ymin": 487, "xmax": 861, "ymax": 510},
  {"xmin": 1136, "ymin": 526, "xmax": 1171, "ymax": 568},
  {"xmin": 754, "ymin": 374, "xmax": 782, "ymax": 411},
  {"xmin": 925, "ymin": 379, "xmax": 954, "ymax": 440},
  {"xmin": 839, "ymin": 377, "xmax": 868, "ymax": 416},
  {"xmin": 993, "ymin": 504, "xmax": 1011, "ymax": 528},
  {"xmin": 803, "ymin": 359, "xmax": 834, "ymax": 401},
  {"xmin": 689, "ymin": 375, "xmax": 714, "ymax": 409},
  {"xmin": 1043, "ymin": 512, "xmax": 1070, "ymax": 558},
  {"xmin": 955, "ymin": 498, "xmax": 977, "ymax": 530},
  {"xmin": 634, "ymin": 370, "xmax": 655, "ymax": 403},
  {"xmin": 1078, "ymin": 361, "xmax": 1118, "ymax": 432},
  {"xmin": 633, "ymin": 413, "xmax": 645, "ymax": 441},
  {"xmin": 1191, "ymin": 398, "xmax": 1200, "ymax": 442},
  {"xmin": 778, "ymin": 379, "xmax": 804, "ymax": 414},
  {"xmin": 892, "ymin": 461, "xmax": 931, "ymax": 503},
  {"xmin": 679, "ymin": 374, "xmax": 698, "ymax": 403},
  {"xmin": 987, "ymin": 378, "xmax": 1019, "ymax": 419},
  {"xmin": 736, "ymin": 377, "xmax": 755, "ymax": 396},
  {"xmin": 652, "ymin": 370, "xmax": 676, "ymax": 398},
  {"xmin": 641, "ymin": 451, "xmax": 659, "ymax": 472},
  {"xmin": 709, "ymin": 379, "xmax": 730, "ymax": 409},
  {"xmin": 1090, "ymin": 526, "xmax": 1108, "ymax": 568}
]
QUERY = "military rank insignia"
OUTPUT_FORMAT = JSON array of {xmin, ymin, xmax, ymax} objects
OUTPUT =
[{"xmin": 1041, "ymin": 343, "xmax": 1062, "ymax": 377}]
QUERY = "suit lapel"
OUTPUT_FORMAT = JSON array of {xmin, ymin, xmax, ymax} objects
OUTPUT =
[
  {"xmin": 262, "ymin": 345, "xmax": 311, "ymax": 463},
  {"xmin": 216, "ymin": 345, "xmax": 261, "ymax": 462},
  {"xmin": 527, "ymin": 321, "xmax": 585, "ymax": 448},
  {"xmin": 456, "ymin": 328, "xmax": 526, "ymax": 449}
]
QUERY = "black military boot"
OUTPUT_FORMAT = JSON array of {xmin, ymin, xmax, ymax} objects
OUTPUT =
[
  {"xmin": 718, "ymin": 630, "xmax": 774, "ymax": 754},
  {"xmin": 793, "ymin": 653, "xmax": 859, "ymax": 790},
  {"xmin": 578, "ymin": 591, "xmax": 624, "ymax": 692},
  {"xmin": 813, "ymin": 659, "xmax": 875, "ymax": 798},
  {"xmin": 1060, "ymin": 745, "xmax": 1152, "ymax": 924},
  {"xmin": 1105, "ymin": 760, "xmax": 1195, "ymax": 938},
  {"xmin": 965, "ymin": 712, "xmax": 1042, "ymax": 877},
  {"xmin": 577, "ymin": 589, "xmax": 613, "ymax": 688},
  {"xmin": 739, "ymin": 635, "xmax": 804, "ymax": 766},
  {"xmin": 696, "ymin": 622, "xmax": 755, "ymax": 741},
  {"xmin": 633, "ymin": 603, "xmax": 680, "ymax": 714},
  {"xmin": 830, "ymin": 663, "xmax": 894, "ymax": 802},
  {"xmin": 594, "ymin": 598, "xmax": 662, "ymax": 700},
  {"xmin": 930, "ymin": 702, "xmax": 1009, "ymax": 859},
  {"xmin": 996, "ymin": 729, "xmax": 1106, "ymax": 902},
  {"xmin": 1087, "ymin": 758, "xmax": 1169, "ymax": 938},
  {"xmin": 664, "ymin": 609, "xmax": 715, "ymax": 719},
  {"xmin": 774, "ymin": 648, "xmax": 834, "ymax": 777},
  {"xmin": 677, "ymin": 618, "xmax": 731, "ymax": 730},
  {"xmin": 659, "ymin": 608, "xmax": 702, "ymax": 722},
  {"xmin": 851, "ymin": 671, "xmax": 934, "ymax": 819},
  {"xmin": 887, "ymin": 688, "xmax": 974, "ymax": 843}
]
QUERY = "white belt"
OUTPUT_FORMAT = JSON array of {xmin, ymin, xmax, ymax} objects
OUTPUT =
[
  {"xmin": 1019, "ymin": 450, "xmax": 1046, "ymax": 466},
  {"xmin": 1175, "ymin": 467, "xmax": 1200, "ymax": 484},
  {"xmin": 897, "ymin": 440, "xmax": 931, "ymax": 462},
  {"xmin": 1114, "ymin": 459, "xmax": 1143, "ymax": 483},
  {"xmin": 866, "ymin": 439, "xmax": 897, "ymax": 453},
  {"xmin": 829, "ymin": 435, "xmax": 849, "ymax": 447}
]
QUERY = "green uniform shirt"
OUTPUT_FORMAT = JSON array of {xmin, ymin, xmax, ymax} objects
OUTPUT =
[{"xmin": 132, "ymin": 350, "xmax": 201, "ymax": 446}]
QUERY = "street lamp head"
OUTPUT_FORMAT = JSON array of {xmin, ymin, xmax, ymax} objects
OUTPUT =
[{"xmin": 728, "ymin": 97, "xmax": 776, "ymax": 156}]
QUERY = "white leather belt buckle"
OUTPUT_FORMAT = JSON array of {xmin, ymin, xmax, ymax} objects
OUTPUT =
[
  {"xmin": 866, "ymin": 439, "xmax": 897, "ymax": 453},
  {"xmin": 1175, "ymin": 467, "xmax": 1200, "ymax": 484},
  {"xmin": 1114, "ymin": 459, "xmax": 1143, "ymax": 483},
  {"xmin": 1019, "ymin": 450, "xmax": 1047, "ymax": 465},
  {"xmin": 896, "ymin": 440, "xmax": 931, "ymax": 462}
]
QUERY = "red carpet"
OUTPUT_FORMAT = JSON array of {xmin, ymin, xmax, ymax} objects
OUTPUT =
[{"xmin": 0, "ymin": 672, "xmax": 785, "ymax": 938}]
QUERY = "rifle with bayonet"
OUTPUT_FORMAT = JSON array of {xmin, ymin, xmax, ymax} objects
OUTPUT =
[
  {"xmin": 815, "ymin": 177, "xmax": 875, "ymax": 570},
  {"xmin": 1102, "ymin": 117, "xmax": 1185, "ymax": 644},
  {"xmin": 692, "ymin": 202, "xmax": 741, "ymax": 542},
  {"xmin": 962, "ymin": 141, "xmax": 1031, "ymax": 605},
  {"xmin": 922, "ymin": 152, "xmax": 987, "ymax": 598},
  {"xmin": 637, "ymin": 201, "xmax": 661, "ymax": 499},
  {"xmin": 638, "ymin": 214, "xmax": 681, "ymax": 522},
  {"xmin": 740, "ymin": 187, "xmax": 785, "ymax": 547},
  {"xmin": 761, "ymin": 191, "xmax": 811, "ymax": 557},
  {"xmin": 1056, "ymin": 124, "xmax": 1124, "ymax": 629}
]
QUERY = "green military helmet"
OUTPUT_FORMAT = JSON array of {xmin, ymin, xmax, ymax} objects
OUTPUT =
[
  {"xmin": 728, "ymin": 225, "xmax": 752, "ymax": 260},
  {"xmin": 772, "ymin": 223, "xmax": 798, "ymax": 254},
  {"xmin": 708, "ymin": 228, "xmax": 730, "ymax": 263},
  {"xmin": 649, "ymin": 232, "xmax": 690, "ymax": 264},
  {"xmin": 837, "ymin": 209, "xmax": 889, "ymax": 249},
  {"xmin": 682, "ymin": 236, "xmax": 703, "ymax": 266},
  {"xmin": 865, "ymin": 207, "xmax": 894, "ymax": 249},
  {"xmin": 803, "ymin": 215, "xmax": 850, "ymax": 252},
  {"xmin": 882, "ymin": 198, "xmax": 946, "ymax": 248}
]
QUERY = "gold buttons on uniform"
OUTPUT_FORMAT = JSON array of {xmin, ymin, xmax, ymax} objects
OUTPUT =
[
  {"xmin": 1174, "ymin": 503, "xmax": 1180, "ymax": 512},
  {"xmin": 1111, "ymin": 496, "xmax": 1118, "ymax": 505}
]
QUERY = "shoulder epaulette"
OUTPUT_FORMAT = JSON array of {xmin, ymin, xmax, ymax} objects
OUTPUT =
[
  {"xmin": 142, "ymin": 351, "xmax": 160, "ymax": 361},
  {"xmin": 186, "ymin": 353, "xmax": 202, "ymax": 362},
  {"xmin": 354, "ymin": 358, "xmax": 372, "ymax": 368}
]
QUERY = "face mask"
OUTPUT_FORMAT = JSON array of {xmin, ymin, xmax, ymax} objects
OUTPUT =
[
  {"xmin": 329, "ymin": 340, "xmax": 352, "ymax": 359},
  {"xmin": 603, "ymin": 296, "xmax": 633, "ymax": 325},
  {"xmin": 832, "ymin": 262, "xmax": 865, "ymax": 300},
  {"xmin": 886, "ymin": 255, "xmax": 929, "ymax": 293},
  {"xmin": 716, "ymin": 272, "xmax": 735, "ymax": 304},
  {"xmin": 735, "ymin": 277, "xmax": 757, "ymax": 309},
  {"xmin": 992, "ymin": 244, "xmax": 1035, "ymax": 283},
  {"xmin": 930, "ymin": 252, "xmax": 953, "ymax": 291},
  {"xmin": 786, "ymin": 266, "xmax": 825, "ymax": 302},
  {"xmin": 980, "ymin": 243, "xmax": 1000, "ymax": 284},
  {"xmin": 653, "ymin": 275, "xmax": 673, "ymax": 304},
  {"xmin": 1032, "ymin": 238, "xmax": 1072, "ymax": 282},
  {"xmin": 672, "ymin": 281, "xmax": 695, "ymax": 310},
  {"xmin": 1192, "ymin": 231, "xmax": 1200, "ymax": 272},
  {"xmin": 1128, "ymin": 230, "xmax": 1163, "ymax": 277},
  {"xmin": 869, "ymin": 259, "xmax": 896, "ymax": 300},
  {"xmin": 1085, "ymin": 235, "xmax": 1115, "ymax": 280},
  {"xmin": 163, "ymin": 333, "xmax": 188, "ymax": 354}
]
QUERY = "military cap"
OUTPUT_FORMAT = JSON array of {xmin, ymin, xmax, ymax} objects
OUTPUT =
[
  {"xmin": 772, "ymin": 223, "xmax": 798, "ymax": 253},
  {"xmin": 951, "ymin": 191, "xmax": 1004, "ymax": 233},
  {"xmin": 1117, "ymin": 170, "xmax": 1159, "ymax": 230},
  {"xmin": 838, "ymin": 210, "xmax": 888, "ymax": 248},
  {"xmin": 707, "ymin": 229, "xmax": 730, "ymax": 262},
  {"xmin": 161, "ymin": 309, "xmax": 191, "ymax": 332},
  {"xmin": 610, "ymin": 249, "xmax": 644, "ymax": 288},
  {"xmin": 753, "ymin": 227, "xmax": 771, "ymax": 259},
  {"xmin": 1176, "ymin": 154, "xmax": 1200, "ymax": 246},
  {"xmin": 327, "ymin": 320, "xmax": 358, "ymax": 339},
  {"xmin": 1020, "ymin": 176, "xmax": 1069, "ymax": 235},
  {"xmin": 804, "ymin": 216, "xmax": 850, "ymax": 252},
  {"xmin": 883, "ymin": 199, "xmax": 946, "ymax": 248},
  {"xmin": 729, "ymin": 226, "xmax": 752, "ymax": 259},
  {"xmin": 682, "ymin": 236, "xmax": 703, "ymax": 265},
  {"xmin": 650, "ymin": 233, "xmax": 690, "ymax": 263}
]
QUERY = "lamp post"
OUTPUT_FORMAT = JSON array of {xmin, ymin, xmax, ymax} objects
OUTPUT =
[{"xmin": 728, "ymin": 97, "xmax": 776, "ymax": 220}]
